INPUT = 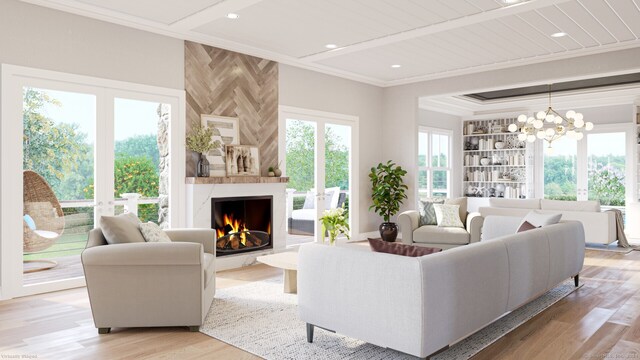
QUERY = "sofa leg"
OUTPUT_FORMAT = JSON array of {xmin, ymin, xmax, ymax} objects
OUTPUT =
[
  {"xmin": 98, "ymin": 327, "xmax": 111, "ymax": 334},
  {"xmin": 574, "ymin": 274, "xmax": 579, "ymax": 287},
  {"xmin": 188, "ymin": 326, "xmax": 200, "ymax": 332},
  {"xmin": 306, "ymin": 323, "xmax": 314, "ymax": 343}
]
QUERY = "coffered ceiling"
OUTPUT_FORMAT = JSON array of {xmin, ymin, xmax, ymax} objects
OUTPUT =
[{"xmin": 22, "ymin": 0, "xmax": 640, "ymax": 86}]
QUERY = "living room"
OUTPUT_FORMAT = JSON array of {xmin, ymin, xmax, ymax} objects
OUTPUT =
[{"xmin": 2, "ymin": 0, "xmax": 640, "ymax": 359}]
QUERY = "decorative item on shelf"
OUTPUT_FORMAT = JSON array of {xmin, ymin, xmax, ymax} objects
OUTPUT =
[
  {"xmin": 491, "ymin": 123, "xmax": 504, "ymax": 134},
  {"xmin": 502, "ymin": 173, "xmax": 511, "ymax": 181},
  {"xmin": 273, "ymin": 161, "xmax": 282, "ymax": 177},
  {"xmin": 186, "ymin": 123, "xmax": 221, "ymax": 177},
  {"xmin": 464, "ymin": 141, "xmax": 471, "ymax": 150},
  {"xmin": 480, "ymin": 157, "xmax": 490, "ymax": 166},
  {"xmin": 369, "ymin": 161, "xmax": 408, "ymax": 242},
  {"xmin": 495, "ymin": 141, "xmax": 505, "ymax": 150},
  {"xmin": 201, "ymin": 115, "xmax": 239, "ymax": 176},
  {"xmin": 267, "ymin": 167, "xmax": 275, "ymax": 177},
  {"xmin": 495, "ymin": 184, "xmax": 506, "ymax": 197},
  {"xmin": 319, "ymin": 207, "xmax": 350, "ymax": 245},
  {"xmin": 491, "ymin": 154, "xmax": 503, "ymax": 165},
  {"xmin": 470, "ymin": 136, "xmax": 479, "ymax": 150},
  {"xmin": 508, "ymin": 84, "xmax": 594, "ymax": 153},
  {"xmin": 225, "ymin": 145, "xmax": 260, "ymax": 176}
]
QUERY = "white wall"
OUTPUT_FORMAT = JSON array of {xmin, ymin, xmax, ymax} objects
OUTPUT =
[
  {"xmin": 0, "ymin": 0, "xmax": 184, "ymax": 89},
  {"xmin": 417, "ymin": 109, "xmax": 463, "ymax": 199},
  {"xmin": 383, "ymin": 47, "xmax": 640, "ymax": 213},
  {"xmin": 279, "ymin": 64, "xmax": 384, "ymax": 234}
]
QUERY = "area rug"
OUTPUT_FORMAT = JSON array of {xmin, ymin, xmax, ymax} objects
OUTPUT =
[{"xmin": 200, "ymin": 278, "xmax": 580, "ymax": 360}]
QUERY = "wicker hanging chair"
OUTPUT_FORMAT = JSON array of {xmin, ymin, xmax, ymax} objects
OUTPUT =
[{"xmin": 23, "ymin": 170, "xmax": 65, "ymax": 259}]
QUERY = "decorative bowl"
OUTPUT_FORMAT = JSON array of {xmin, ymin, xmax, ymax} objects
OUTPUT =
[
  {"xmin": 495, "ymin": 141, "xmax": 505, "ymax": 150},
  {"xmin": 480, "ymin": 158, "xmax": 490, "ymax": 166}
]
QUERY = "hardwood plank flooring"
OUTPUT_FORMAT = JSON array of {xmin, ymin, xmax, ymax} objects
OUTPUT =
[{"xmin": 0, "ymin": 249, "xmax": 639, "ymax": 359}]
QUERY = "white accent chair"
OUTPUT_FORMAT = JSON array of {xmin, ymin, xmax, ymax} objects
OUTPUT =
[{"xmin": 82, "ymin": 228, "xmax": 216, "ymax": 334}]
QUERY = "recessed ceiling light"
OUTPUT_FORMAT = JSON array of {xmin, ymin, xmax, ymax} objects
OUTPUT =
[
  {"xmin": 226, "ymin": 13, "xmax": 239, "ymax": 19},
  {"xmin": 325, "ymin": 44, "xmax": 338, "ymax": 49},
  {"xmin": 551, "ymin": 32, "xmax": 567, "ymax": 38},
  {"xmin": 503, "ymin": 0, "xmax": 522, "ymax": 4},
  {"xmin": 391, "ymin": 64, "xmax": 402, "ymax": 68}
]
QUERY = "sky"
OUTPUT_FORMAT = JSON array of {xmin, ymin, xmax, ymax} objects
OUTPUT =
[{"xmin": 37, "ymin": 88, "xmax": 162, "ymax": 143}]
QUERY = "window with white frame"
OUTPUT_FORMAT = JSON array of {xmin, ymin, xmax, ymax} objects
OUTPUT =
[{"xmin": 418, "ymin": 127, "xmax": 452, "ymax": 200}]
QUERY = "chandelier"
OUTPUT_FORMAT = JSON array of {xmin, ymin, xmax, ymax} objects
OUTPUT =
[{"xmin": 508, "ymin": 85, "xmax": 593, "ymax": 150}]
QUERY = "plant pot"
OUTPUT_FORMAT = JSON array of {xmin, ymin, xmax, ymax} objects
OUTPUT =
[
  {"xmin": 197, "ymin": 153, "xmax": 210, "ymax": 177},
  {"xmin": 273, "ymin": 168, "xmax": 282, "ymax": 177},
  {"xmin": 379, "ymin": 222, "xmax": 398, "ymax": 242}
]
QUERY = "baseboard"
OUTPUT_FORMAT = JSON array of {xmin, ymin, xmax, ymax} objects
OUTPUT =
[{"xmin": 355, "ymin": 231, "xmax": 403, "ymax": 241}]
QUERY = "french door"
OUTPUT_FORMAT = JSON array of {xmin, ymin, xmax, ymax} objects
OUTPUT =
[
  {"xmin": 279, "ymin": 106, "xmax": 359, "ymax": 244},
  {"xmin": 1, "ymin": 65, "xmax": 185, "ymax": 299},
  {"xmin": 543, "ymin": 124, "xmax": 633, "ymax": 208}
]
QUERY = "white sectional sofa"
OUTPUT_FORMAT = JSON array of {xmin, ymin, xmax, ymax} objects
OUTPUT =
[
  {"xmin": 298, "ymin": 220, "xmax": 585, "ymax": 358},
  {"xmin": 479, "ymin": 198, "xmax": 616, "ymax": 245}
]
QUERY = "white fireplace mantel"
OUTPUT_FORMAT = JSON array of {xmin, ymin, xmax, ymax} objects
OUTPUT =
[{"xmin": 185, "ymin": 180, "xmax": 288, "ymax": 271}]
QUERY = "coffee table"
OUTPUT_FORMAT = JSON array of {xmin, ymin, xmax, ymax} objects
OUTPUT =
[{"xmin": 257, "ymin": 251, "xmax": 298, "ymax": 294}]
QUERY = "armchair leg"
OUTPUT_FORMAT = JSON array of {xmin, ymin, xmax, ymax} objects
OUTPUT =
[
  {"xmin": 98, "ymin": 327, "xmax": 111, "ymax": 334},
  {"xmin": 574, "ymin": 274, "xmax": 579, "ymax": 287},
  {"xmin": 306, "ymin": 323, "xmax": 314, "ymax": 343},
  {"xmin": 188, "ymin": 326, "xmax": 200, "ymax": 332}
]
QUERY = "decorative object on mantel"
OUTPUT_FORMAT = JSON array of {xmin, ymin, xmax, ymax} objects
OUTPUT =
[
  {"xmin": 319, "ymin": 207, "xmax": 350, "ymax": 245},
  {"xmin": 267, "ymin": 167, "xmax": 275, "ymax": 177},
  {"xmin": 225, "ymin": 145, "xmax": 260, "ymax": 176},
  {"xmin": 508, "ymin": 84, "xmax": 594, "ymax": 153},
  {"xmin": 186, "ymin": 124, "xmax": 221, "ymax": 177},
  {"xmin": 201, "ymin": 115, "xmax": 239, "ymax": 176},
  {"xmin": 369, "ymin": 161, "xmax": 408, "ymax": 242},
  {"xmin": 273, "ymin": 161, "xmax": 282, "ymax": 177}
]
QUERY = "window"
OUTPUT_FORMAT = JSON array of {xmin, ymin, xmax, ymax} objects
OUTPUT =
[{"xmin": 418, "ymin": 127, "xmax": 452, "ymax": 200}]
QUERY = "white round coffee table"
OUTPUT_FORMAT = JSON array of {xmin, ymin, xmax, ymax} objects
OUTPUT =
[{"xmin": 257, "ymin": 251, "xmax": 298, "ymax": 293}]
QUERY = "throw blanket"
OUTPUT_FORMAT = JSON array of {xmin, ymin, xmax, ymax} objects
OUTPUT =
[{"xmin": 605, "ymin": 209, "xmax": 630, "ymax": 248}]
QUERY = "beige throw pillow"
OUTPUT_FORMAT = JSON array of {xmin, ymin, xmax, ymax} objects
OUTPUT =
[
  {"xmin": 434, "ymin": 204, "xmax": 464, "ymax": 228},
  {"xmin": 139, "ymin": 222, "xmax": 172, "ymax": 243},
  {"xmin": 99, "ymin": 213, "xmax": 145, "ymax": 245}
]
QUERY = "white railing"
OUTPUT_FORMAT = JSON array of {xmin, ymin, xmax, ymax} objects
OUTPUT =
[{"xmin": 59, "ymin": 194, "xmax": 159, "ymax": 216}]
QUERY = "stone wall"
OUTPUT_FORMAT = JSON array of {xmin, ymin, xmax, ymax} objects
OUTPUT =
[
  {"xmin": 157, "ymin": 104, "xmax": 170, "ymax": 228},
  {"xmin": 184, "ymin": 41, "xmax": 279, "ymax": 177}
]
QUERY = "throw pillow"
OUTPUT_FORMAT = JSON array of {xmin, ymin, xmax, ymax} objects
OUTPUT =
[
  {"xmin": 517, "ymin": 220, "xmax": 539, "ymax": 233},
  {"xmin": 23, "ymin": 214, "xmax": 37, "ymax": 230},
  {"xmin": 368, "ymin": 239, "xmax": 441, "ymax": 257},
  {"xmin": 444, "ymin": 197, "xmax": 468, "ymax": 224},
  {"xmin": 418, "ymin": 199, "xmax": 444, "ymax": 226},
  {"xmin": 139, "ymin": 222, "xmax": 172, "ymax": 243},
  {"xmin": 520, "ymin": 210, "xmax": 562, "ymax": 228},
  {"xmin": 99, "ymin": 212, "xmax": 145, "ymax": 245},
  {"xmin": 433, "ymin": 204, "xmax": 464, "ymax": 228},
  {"xmin": 302, "ymin": 190, "xmax": 315, "ymax": 209}
]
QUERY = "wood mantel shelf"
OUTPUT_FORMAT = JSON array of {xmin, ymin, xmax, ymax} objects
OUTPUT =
[{"xmin": 186, "ymin": 177, "xmax": 289, "ymax": 184}]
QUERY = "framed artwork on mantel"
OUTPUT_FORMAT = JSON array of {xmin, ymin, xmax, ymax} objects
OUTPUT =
[
  {"xmin": 201, "ymin": 114, "xmax": 239, "ymax": 176},
  {"xmin": 225, "ymin": 145, "xmax": 260, "ymax": 176}
]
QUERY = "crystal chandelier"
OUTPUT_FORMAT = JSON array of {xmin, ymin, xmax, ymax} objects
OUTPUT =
[{"xmin": 508, "ymin": 85, "xmax": 594, "ymax": 150}]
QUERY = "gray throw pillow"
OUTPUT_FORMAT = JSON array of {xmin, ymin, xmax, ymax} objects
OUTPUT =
[
  {"xmin": 99, "ymin": 212, "xmax": 145, "ymax": 245},
  {"xmin": 139, "ymin": 222, "xmax": 172, "ymax": 243},
  {"xmin": 418, "ymin": 199, "xmax": 444, "ymax": 226}
]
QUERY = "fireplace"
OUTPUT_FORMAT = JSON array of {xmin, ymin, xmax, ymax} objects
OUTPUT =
[{"xmin": 211, "ymin": 195, "xmax": 273, "ymax": 256}]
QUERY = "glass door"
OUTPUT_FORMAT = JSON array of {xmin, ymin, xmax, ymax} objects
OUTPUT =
[
  {"xmin": 585, "ymin": 132, "xmax": 626, "ymax": 208},
  {"xmin": 543, "ymin": 136, "xmax": 578, "ymax": 201},
  {"xmin": 22, "ymin": 87, "xmax": 98, "ymax": 286},
  {"xmin": 280, "ymin": 107, "xmax": 358, "ymax": 246}
]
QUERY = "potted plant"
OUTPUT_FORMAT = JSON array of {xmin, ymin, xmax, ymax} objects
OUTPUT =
[
  {"xmin": 319, "ymin": 207, "xmax": 350, "ymax": 245},
  {"xmin": 186, "ymin": 124, "xmax": 220, "ymax": 177},
  {"xmin": 369, "ymin": 161, "xmax": 408, "ymax": 242}
]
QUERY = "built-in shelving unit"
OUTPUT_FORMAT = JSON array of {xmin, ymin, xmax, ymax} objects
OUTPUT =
[{"xmin": 462, "ymin": 118, "xmax": 534, "ymax": 199}]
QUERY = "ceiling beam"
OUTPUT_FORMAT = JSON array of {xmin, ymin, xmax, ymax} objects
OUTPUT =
[
  {"xmin": 300, "ymin": 0, "xmax": 573, "ymax": 62},
  {"xmin": 169, "ymin": 0, "xmax": 265, "ymax": 31}
]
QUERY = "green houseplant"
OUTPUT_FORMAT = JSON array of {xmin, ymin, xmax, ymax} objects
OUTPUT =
[
  {"xmin": 186, "ymin": 124, "xmax": 220, "ymax": 177},
  {"xmin": 369, "ymin": 161, "xmax": 408, "ymax": 242}
]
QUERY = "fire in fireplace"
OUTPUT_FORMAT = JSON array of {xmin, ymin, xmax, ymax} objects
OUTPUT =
[{"xmin": 211, "ymin": 195, "xmax": 273, "ymax": 256}]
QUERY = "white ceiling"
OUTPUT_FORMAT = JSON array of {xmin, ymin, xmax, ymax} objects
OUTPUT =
[{"xmin": 23, "ymin": 0, "xmax": 640, "ymax": 87}]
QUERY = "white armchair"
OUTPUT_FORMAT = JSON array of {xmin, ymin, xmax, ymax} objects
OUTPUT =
[{"xmin": 82, "ymin": 228, "xmax": 216, "ymax": 334}]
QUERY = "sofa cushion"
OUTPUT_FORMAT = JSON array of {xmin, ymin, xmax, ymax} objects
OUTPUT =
[
  {"xmin": 521, "ymin": 210, "xmax": 562, "ymax": 228},
  {"xmin": 445, "ymin": 197, "xmax": 468, "ymax": 224},
  {"xmin": 489, "ymin": 198, "xmax": 541, "ymax": 209},
  {"xmin": 540, "ymin": 199, "xmax": 601, "ymax": 212},
  {"xmin": 203, "ymin": 253, "xmax": 215, "ymax": 288},
  {"xmin": 413, "ymin": 225, "xmax": 470, "ymax": 245},
  {"xmin": 368, "ymin": 239, "xmax": 441, "ymax": 257},
  {"xmin": 139, "ymin": 222, "xmax": 172, "ymax": 243},
  {"xmin": 517, "ymin": 221, "xmax": 538, "ymax": 233},
  {"xmin": 434, "ymin": 204, "xmax": 464, "ymax": 228},
  {"xmin": 99, "ymin": 213, "xmax": 145, "ymax": 245},
  {"xmin": 418, "ymin": 199, "xmax": 444, "ymax": 226}
]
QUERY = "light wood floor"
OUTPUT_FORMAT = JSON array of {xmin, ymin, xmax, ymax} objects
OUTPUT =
[{"xmin": 0, "ymin": 249, "xmax": 638, "ymax": 360}]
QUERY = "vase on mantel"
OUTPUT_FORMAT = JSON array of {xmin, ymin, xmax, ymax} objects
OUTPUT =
[{"xmin": 197, "ymin": 153, "xmax": 210, "ymax": 177}]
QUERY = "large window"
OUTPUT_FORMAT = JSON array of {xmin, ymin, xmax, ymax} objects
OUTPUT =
[{"xmin": 418, "ymin": 127, "xmax": 452, "ymax": 200}]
